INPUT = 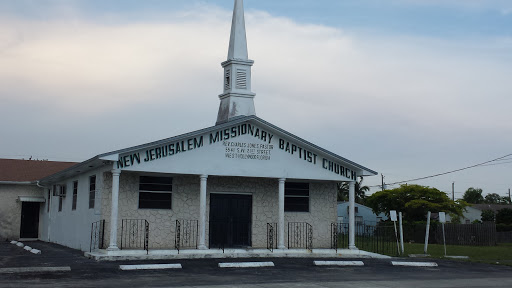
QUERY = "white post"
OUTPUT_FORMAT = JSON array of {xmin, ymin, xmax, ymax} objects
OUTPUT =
[
  {"xmin": 348, "ymin": 181, "xmax": 357, "ymax": 250},
  {"xmin": 278, "ymin": 178, "xmax": 286, "ymax": 249},
  {"xmin": 424, "ymin": 211, "xmax": 431, "ymax": 254},
  {"xmin": 399, "ymin": 212, "xmax": 404, "ymax": 254},
  {"xmin": 107, "ymin": 169, "xmax": 121, "ymax": 251},
  {"xmin": 198, "ymin": 175, "xmax": 208, "ymax": 250},
  {"xmin": 439, "ymin": 212, "xmax": 447, "ymax": 257}
]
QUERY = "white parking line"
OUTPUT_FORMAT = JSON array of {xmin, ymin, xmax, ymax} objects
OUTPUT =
[
  {"xmin": 392, "ymin": 261, "xmax": 438, "ymax": 267},
  {"xmin": 119, "ymin": 264, "xmax": 182, "ymax": 271},
  {"xmin": 314, "ymin": 261, "xmax": 364, "ymax": 266},
  {"xmin": 0, "ymin": 267, "xmax": 71, "ymax": 274},
  {"xmin": 218, "ymin": 262, "xmax": 275, "ymax": 268}
]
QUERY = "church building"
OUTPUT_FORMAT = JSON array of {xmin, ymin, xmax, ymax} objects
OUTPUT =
[{"xmin": 38, "ymin": 0, "xmax": 377, "ymax": 256}]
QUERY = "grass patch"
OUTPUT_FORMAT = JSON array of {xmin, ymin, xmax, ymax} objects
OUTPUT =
[{"xmin": 404, "ymin": 243, "xmax": 512, "ymax": 265}]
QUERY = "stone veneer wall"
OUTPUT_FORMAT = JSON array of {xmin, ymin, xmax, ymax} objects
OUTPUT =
[
  {"xmin": 101, "ymin": 172, "xmax": 337, "ymax": 249},
  {"xmin": 0, "ymin": 184, "xmax": 43, "ymax": 240}
]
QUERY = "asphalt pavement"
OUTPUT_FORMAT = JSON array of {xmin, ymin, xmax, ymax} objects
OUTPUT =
[{"xmin": 1, "ymin": 240, "xmax": 512, "ymax": 288}]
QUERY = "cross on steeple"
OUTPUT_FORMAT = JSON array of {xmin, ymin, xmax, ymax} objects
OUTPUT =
[{"xmin": 216, "ymin": 0, "xmax": 256, "ymax": 125}]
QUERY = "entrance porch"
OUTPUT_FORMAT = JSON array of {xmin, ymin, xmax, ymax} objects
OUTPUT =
[{"xmin": 85, "ymin": 247, "xmax": 388, "ymax": 261}]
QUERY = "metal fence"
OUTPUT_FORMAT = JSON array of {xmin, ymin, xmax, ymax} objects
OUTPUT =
[
  {"xmin": 121, "ymin": 219, "xmax": 149, "ymax": 254},
  {"xmin": 89, "ymin": 220, "xmax": 105, "ymax": 252},
  {"xmin": 288, "ymin": 222, "xmax": 313, "ymax": 251},
  {"xmin": 403, "ymin": 222, "xmax": 496, "ymax": 246},
  {"xmin": 497, "ymin": 231, "xmax": 512, "ymax": 243},
  {"xmin": 175, "ymin": 219, "xmax": 198, "ymax": 253},
  {"xmin": 436, "ymin": 223, "xmax": 496, "ymax": 246},
  {"xmin": 332, "ymin": 222, "xmax": 397, "ymax": 256},
  {"xmin": 267, "ymin": 223, "xmax": 278, "ymax": 252}
]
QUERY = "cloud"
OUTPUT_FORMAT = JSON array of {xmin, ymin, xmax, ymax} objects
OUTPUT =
[
  {"xmin": 391, "ymin": 0, "xmax": 512, "ymax": 10},
  {"xmin": 0, "ymin": 4, "xmax": 511, "ymax": 195}
]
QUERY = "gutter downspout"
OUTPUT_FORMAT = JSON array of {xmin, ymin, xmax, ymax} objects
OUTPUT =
[{"xmin": 37, "ymin": 180, "xmax": 52, "ymax": 242}]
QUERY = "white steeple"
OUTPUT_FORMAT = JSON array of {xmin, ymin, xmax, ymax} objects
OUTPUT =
[{"xmin": 216, "ymin": 0, "xmax": 256, "ymax": 125}]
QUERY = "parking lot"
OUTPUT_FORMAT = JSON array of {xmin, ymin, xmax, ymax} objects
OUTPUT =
[{"xmin": 2, "ymin": 240, "xmax": 512, "ymax": 288}]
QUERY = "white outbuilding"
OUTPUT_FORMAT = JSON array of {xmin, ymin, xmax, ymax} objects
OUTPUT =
[{"xmin": 38, "ymin": 0, "xmax": 377, "ymax": 256}]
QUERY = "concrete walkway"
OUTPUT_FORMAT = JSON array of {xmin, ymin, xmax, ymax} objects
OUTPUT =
[{"xmin": 85, "ymin": 248, "xmax": 391, "ymax": 261}]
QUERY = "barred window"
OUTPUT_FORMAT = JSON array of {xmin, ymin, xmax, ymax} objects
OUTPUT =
[
  {"xmin": 72, "ymin": 181, "xmax": 78, "ymax": 211},
  {"xmin": 284, "ymin": 182, "xmax": 309, "ymax": 212},
  {"xmin": 138, "ymin": 176, "xmax": 172, "ymax": 210},
  {"xmin": 58, "ymin": 185, "xmax": 66, "ymax": 212},
  {"xmin": 47, "ymin": 189, "xmax": 51, "ymax": 213},
  {"xmin": 89, "ymin": 176, "xmax": 96, "ymax": 209}
]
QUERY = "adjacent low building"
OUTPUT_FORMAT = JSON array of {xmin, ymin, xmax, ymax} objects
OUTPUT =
[
  {"xmin": 337, "ymin": 202, "xmax": 388, "ymax": 225},
  {"xmin": 0, "ymin": 159, "xmax": 76, "ymax": 241}
]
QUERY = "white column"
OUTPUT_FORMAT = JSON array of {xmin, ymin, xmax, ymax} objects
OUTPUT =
[
  {"xmin": 198, "ymin": 175, "xmax": 208, "ymax": 250},
  {"xmin": 107, "ymin": 169, "xmax": 121, "ymax": 251},
  {"xmin": 278, "ymin": 178, "xmax": 286, "ymax": 249},
  {"xmin": 348, "ymin": 181, "xmax": 357, "ymax": 250}
]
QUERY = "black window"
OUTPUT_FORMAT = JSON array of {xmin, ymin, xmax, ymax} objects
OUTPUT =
[
  {"xmin": 47, "ymin": 190, "xmax": 51, "ymax": 212},
  {"xmin": 58, "ymin": 185, "xmax": 66, "ymax": 212},
  {"xmin": 89, "ymin": 176, "xmax": 96, "ymax": 209},
  {"xmin": 72, "ymin": 181, "xmax": 78, "ymax": 211},
  {"xmin": 138, "ymin": 176, "xmax": 172, "ymax": 209},
  {"xmin": 284, "ymin": 182, "xmax": 309, "ymax": 212}
]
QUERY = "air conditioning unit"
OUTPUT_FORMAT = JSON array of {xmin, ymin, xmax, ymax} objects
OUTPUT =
[
  {"xmin": 52, "ymin": 185, "xmax": 60, "ymax": 197},
  {"xmin": 52, "ymin": 185, "xmax": 66, "ymax": 197},
  {"xmin": 59, "ymin": 185, "xmax": 67, "ymax": 197}
]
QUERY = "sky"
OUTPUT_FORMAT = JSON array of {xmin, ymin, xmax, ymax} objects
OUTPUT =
[{"xmin": 1, "ymin": 0, "xmax": 511, "ymax": 199}]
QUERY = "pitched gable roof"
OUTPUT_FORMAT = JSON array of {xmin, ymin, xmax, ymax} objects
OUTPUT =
[
  {"xmin": 0, "ymin": 159, "xmax": 77, "ymax": 183},
  {"xmin": 471, "ymin": 204, "xmax": 512, "ymax": 213},
  {"xmin": 40, "ymin": 116, "xmax": 377, "ymax": 184}
]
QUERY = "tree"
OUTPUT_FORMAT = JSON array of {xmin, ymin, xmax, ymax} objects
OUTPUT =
[
  {"xmin": 496, "ymin": 208, "xmax": 512, "ymax": 224},
  {"xmin": 463, "ymin": 187, "xmax": 484, "ymax": 204},
  {"xmin": 481, "ymin": 209, "xmax": 495, "ymax": 222},
  {"xmin": 484, "ymin": 193, "xmax": 504, "ymax": 204},
  {"xmin": 365, "ymin": 184, "xmax": 467, "ymax": 221},
  {"xmin": 501, "ymin": 196, "xmax": 512, "ymax": 205},
  {"xmin": 337, "ymin": 177, "xmax": 369, "ymax": 204}
]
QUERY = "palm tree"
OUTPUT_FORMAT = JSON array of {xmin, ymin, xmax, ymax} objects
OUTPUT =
[{"xmin": 337, "ymin": 177, "xmax": 369, "ymax": 204}]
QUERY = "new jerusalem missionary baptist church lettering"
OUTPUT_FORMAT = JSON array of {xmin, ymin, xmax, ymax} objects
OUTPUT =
[{"xmin": 116, "ymin": 123, "xmax": 357, "ymax": 180}]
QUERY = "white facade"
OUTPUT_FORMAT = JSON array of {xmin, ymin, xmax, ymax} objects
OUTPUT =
[{"xmin": 39, "ymin": 166, "xmax": 109, "ymax": 251}]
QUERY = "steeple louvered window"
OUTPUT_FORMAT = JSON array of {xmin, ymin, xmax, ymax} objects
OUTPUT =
[
  {"xmin": 236, "ymin": 69, "xmax": 247, "ymax": 89},
  {"xmin": 225, "ymin": 69, "xmax": 231, "ymax": 90}
]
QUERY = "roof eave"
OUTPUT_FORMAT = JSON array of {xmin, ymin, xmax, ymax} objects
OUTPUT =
[
  {"xmin": 0, "ymin": 181, "xmax": 36, "ymax": 185},
  {"xmin": 38, "ymin": 156, "xmax": 107, "ymax": 185}
]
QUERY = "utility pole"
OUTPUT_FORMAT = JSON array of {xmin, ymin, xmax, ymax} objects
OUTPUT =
[
  {"xmin": 452, "ymin": 182, "xmax": 455, "ymax": 201},
  {"xmin": 381, "ymin": 174, "xmax": 385, "ymax": 191}
]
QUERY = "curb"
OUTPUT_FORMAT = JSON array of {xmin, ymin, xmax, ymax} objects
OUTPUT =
[
  {"xmin": 0, "ymin": 267, "xmax": 71, "ymax": 274},
  {"xmin": 391, "ymin": 261, "xmax": 438, "ymax": 267},
  {"xmin": 314, "ymin": 261, "xmax": 364, "ymax": 266},
  {"xmin": 9, "ymin": 240, "xmax": 42, "ymax": 255},
  {"xmin": 119, "ymin": 264, "xmax": 182, "ymax": 271},
  {"xmin": 219, "ymin": 262, "xmax": 275, "ymax": 268}
]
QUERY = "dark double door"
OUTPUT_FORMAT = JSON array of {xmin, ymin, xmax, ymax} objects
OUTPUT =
[{"xmin": 209, "ymin": 194, "xmax": 252, "ymax": 248}]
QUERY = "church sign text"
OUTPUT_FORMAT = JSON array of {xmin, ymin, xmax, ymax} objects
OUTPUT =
[{"xmin": 116, "ymin": 123, "xmax": 357, "ymax": 180}]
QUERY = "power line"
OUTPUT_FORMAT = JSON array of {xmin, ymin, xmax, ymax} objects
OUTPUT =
[
  {"xmin": 479, "ymin": 160, "xmax": 512, "ymax": 167},
  {"xmin": 371, "ymin": 153, "xmax": 512, "ymax": 188}
]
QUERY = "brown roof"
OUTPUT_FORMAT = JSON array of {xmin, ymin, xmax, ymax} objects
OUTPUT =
[
  {"xmin": 471, "ymin": 204, "xmax": 512, "ymax": 213},
  {"xmin": 0, "ymin": 159, "xmax": 77, "ymax": 182}
]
